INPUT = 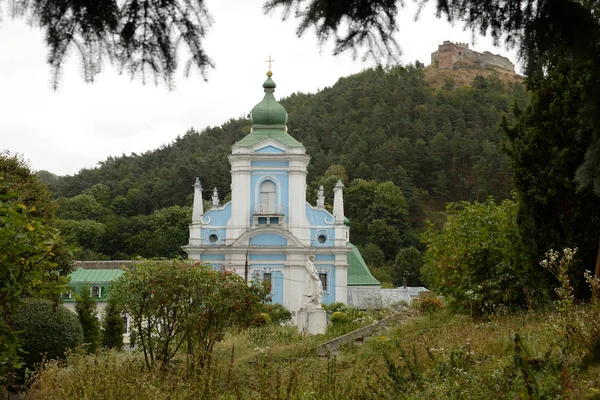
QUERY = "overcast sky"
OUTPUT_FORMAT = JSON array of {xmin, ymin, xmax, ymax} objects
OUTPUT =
[{"xmin": 0, "ymin": 0, "xmax": 520, "ymax": 176}]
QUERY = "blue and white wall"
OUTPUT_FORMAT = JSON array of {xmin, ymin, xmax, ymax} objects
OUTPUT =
[{"xmin": 184, "ymin": 138, "xmax": 349, "ymax": 316}]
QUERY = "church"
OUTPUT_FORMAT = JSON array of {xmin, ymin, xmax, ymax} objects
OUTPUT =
[{"xmin": 183, "ymin": 69, "xmax": 379, "ymax": 318}]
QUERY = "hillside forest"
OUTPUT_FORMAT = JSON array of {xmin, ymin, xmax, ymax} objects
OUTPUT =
[
  {"xmin": 35, "ymin": 65, "xmax": 521, "ymax": 281},
  {"xmin": 31, "ymin": 63, "xmax": 599, "ymax": 299}
]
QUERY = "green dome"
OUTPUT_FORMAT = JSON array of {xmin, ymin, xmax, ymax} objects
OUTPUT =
[{"xmin": 250, "ymin": 72, "xmax": 288, "ymax": 126}]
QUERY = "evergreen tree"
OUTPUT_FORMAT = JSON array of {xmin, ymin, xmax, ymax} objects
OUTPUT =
[
  {"xmin": 504, "ymin": 58, "xmax": 600, "ymax": 293},
  {"xmin": 393, "ymin": 247, "xmax": 423, "ymax": 287},
  {"xmin": 75, "ymin": 285, "xmax": 101, "ymax": 353},
  {"xmin": 101, "ymin": 301, "xmax": 124, "ymax": 350}
]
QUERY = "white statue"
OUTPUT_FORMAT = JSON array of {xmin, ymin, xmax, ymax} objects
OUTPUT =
[{"xmin": 304, "ymin": 255, "xmax": 323, "ymax": 307}]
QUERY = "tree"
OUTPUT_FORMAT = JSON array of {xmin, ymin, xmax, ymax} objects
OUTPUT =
[
  {"xmin": 75, "ymin": 286, "xmax": 101, "ymax": 353},
  {"xmin": 0, "ymin": 179, "xmax": 63, "ymax": 380},
  {"xmin": 13, "ymin": 298, "xmax": 83, "ymax": 368},
  {"xmin": 308, "ymin": 165, "xmax": 348, "ymax": 210},
  {"xmin": 110, "ymin": 260, "xmax": 270, "ymax": 371},
  {"xmin": 504, "ymin": 57, "xmax": 600, "ymax": 292},
  {"xmin": 101, "ymin": 301, "xmax": 124, "ymax": 350},
  {"xmin": 422, "ymin": 197, "xmax": 540, "ymax": 315},
  {"xmin": 6, "ymin": 0, "xmax": 213, "ymax": 89},
  {"xmin": 0, "ymin": 151, "xmax": 57, "ymax": 220},
  {"xmin": 0, "ymin": 153, "xmax": 73, "ymax": 381},
  {"xmin": 345, "ymin": 179, "xmax": 408, "ymax": 259},
  {"xmin": 393, "ymin": 247, "xmax": 423, "ymax": 287},
  {"xmin": 269, "ymin": 0, "xmax": 600, "ymax": 193},
  {"xmin": 55, "ymin": 219, "xmax": 107, "ymax": 259}
]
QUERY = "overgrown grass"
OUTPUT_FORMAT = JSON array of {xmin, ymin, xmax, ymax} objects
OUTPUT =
[{"xmin": 28, "ymin": 305, "xmax": 600, "ymax": 399}]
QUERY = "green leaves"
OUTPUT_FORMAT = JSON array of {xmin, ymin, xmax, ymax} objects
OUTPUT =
[
  {"xmin": 0, "ymin": 181, "xmax": 63, "ymax": 379},
  {"xmin": 423, "ymin": 196, "xmax": 532, "ymax": 315},
  {"xmin": 110, "ymin": 260, "xmax": 270, "ymax": 371}
]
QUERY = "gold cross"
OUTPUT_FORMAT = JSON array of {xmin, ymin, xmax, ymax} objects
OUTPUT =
[{"xmin": 265, "ymin": 55, "xmax": 275, "ymax": 71}]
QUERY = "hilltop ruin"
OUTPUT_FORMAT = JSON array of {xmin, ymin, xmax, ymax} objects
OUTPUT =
[{"xmin": 431, "ymin": 41, "xmax": 515, "ymax": 72}]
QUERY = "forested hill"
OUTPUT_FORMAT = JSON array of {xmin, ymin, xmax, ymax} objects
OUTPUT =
[{"xmin": 41, "ymin": 65, "xmax": 527, "ymax": 262}]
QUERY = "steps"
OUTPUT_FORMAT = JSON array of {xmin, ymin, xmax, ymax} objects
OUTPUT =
[{"xmin": 316, "ymin": 309, "xmax": 411, "ymax": 356}]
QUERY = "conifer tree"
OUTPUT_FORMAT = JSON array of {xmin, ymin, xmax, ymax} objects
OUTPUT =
[
  {"xmin": 75, "ymin": 285, "xmax": 101, "ymax": 353},
  {"xmin": 101, "ymin": 301, "xmax": 124, "ymax": 350}
]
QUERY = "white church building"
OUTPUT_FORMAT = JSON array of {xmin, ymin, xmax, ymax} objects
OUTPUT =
[{"xmin": 183, "ymin": 70, "xmax": 379, "ymax": 317}]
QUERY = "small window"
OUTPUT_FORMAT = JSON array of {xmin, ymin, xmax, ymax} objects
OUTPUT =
[
  {"xmin": 317, "ymin": 234, "xmax": 327, "ymax": 243},
  {"xmin": 91, "ymin": 286, "xmax": 101, "ymax": 298},
  {"xmin": 208, "ymin": 234, "xmax": 218, "ymax": 243},
  {"xmin": 319, "ymin": 273, "xmax": 328, "ymax": 291},
  {"xmin": 122, "ymin": 316, "xmax": 129, "ymax": 334}
]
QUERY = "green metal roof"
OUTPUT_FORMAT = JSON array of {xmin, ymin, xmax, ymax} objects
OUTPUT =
[
  {"xmin": 250, "ymin": 76, "xmax": 288, "ymax": 126},
  {"xmin": 69, "ymin": 268, "xmax": 124, "ymax": 283},
  {"xmin": 236, "ymin": 128, "xmax": 303, "ymax": 147},
  {"xmin": 347, "ymin": 243, "xmax": 381, "ymax": 286},
  {"xmin": 236, "ymin": 72, "xmax": 303, "ymax": 148}
]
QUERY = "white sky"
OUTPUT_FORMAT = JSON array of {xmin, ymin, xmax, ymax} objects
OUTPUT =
[{"xmin": 0, "ymin": 0, "xmax": 520, "ymax": 176}]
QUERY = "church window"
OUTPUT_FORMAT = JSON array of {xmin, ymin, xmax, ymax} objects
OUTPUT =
[
  {"xmin": 319, "ymin": 273, "xmax": 328, "ymax": 291},
  {"xmin": 91, "ymin": 285, "xmax": 101, "ymax": 298},
  {"xmin": 208, "ymin": 234, "xmax": 218, "ymax": 243},
  {"xmin": 263, "ymin": 273, "xmax": 272, "ymax": 285},
  {"xmin": 259, "ymin": 180, "xmax": 276, "ymax": 213},
  {"xmin": 317, "ymin": 234, "xmax": 327, "ymax": 244}
]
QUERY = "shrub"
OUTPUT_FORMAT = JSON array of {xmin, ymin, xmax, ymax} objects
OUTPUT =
[
  {"xmin": 323, "ymin": 302, "xmax": 346, "ymax": 313},
  {"xmin": 418, "ymin": 294, "xmax": 443, "ymax": 313},
  {"xmin": 330, "ymin": 311, "xmax": 349, "ymax": 325},
  {"xmin": 422, "ymin": 197, "xmax": 534, "ymax": 316},
  {"xmin": 255, "ymin": 313, "xmax": 272, "ymax": 326},
  {"xmin": 261, "ymin": 303, "xmax": 292, "ymax": 325},
  {"xmin": 110, "ymin": 260, "xmax": 271, "ymax": 371},
  {"xmin": 14, "ymin": 298, "xmax": 83, "ymax": 366}
]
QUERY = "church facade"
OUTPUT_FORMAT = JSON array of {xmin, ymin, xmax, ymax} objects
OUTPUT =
[{"xmin": 183, "ymin": 71, "xmax": 378, "ymax": 317}]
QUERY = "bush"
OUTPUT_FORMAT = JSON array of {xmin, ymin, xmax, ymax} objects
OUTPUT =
[
  {"xmin": 14, "ymin": 298, "xmax": 83, "ymax": 366},
  {"xmin": 254, "ymin": 313, "xmax": 272, "ymax": 326},
  {"xmin": 423, "ymin": 197, "xmax": 534, "ymax": 316},
  {"xmin": 261, "ymin": 303, "xmax": 292, "ymax": 325},
  {"xmin": 323, "ymin": 302, "xmax": 346, "ymax": 313},
  {"xmin": 110, "ymin": 260, "xmax": 271, "ymax": 371},
  {"xmin": 418, "ymin": 294, "xmax": 443, "ymax": 313},
  {"xmin": 330, "ymin": 311, "xmax": 349, "ymax": 325}
]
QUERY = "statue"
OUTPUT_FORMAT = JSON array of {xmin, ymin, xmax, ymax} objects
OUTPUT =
[{"xmin": 304, "ymin": 255, "xmax": 323, "ymax": 307}]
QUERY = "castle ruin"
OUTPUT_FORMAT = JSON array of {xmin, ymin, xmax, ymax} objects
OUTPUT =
[{"xmin": 431, "ymin": 41, "xmax": 515, "ymax": 72}]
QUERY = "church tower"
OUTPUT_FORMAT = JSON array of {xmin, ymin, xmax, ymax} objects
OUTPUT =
[{"xmin": 184, "ymin": 69, "xmax": 355, "ymax": 316}]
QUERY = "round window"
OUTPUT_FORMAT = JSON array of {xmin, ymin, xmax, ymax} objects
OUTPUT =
[
  {"xmin": 317, "ymin": 234, "xmax": 327, "ymax": 243},
  {"xmin": 208, "ymin": 234, "xmax": 218, "ymax": 243}
]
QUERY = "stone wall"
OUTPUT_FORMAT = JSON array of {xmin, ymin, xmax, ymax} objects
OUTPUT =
[{"xmin": 431, "ymin": 40, "xmax": 514, "ymax": 72}]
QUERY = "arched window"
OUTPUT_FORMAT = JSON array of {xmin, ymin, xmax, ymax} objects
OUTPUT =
[{"xmin": 259, "ymin": 180, "xmax": 276, "ymax": 213}]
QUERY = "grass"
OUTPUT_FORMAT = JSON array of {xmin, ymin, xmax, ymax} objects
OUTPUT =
[{"xmin": 27, "ymin": 305, "xmax": 600, "ymax": 399}]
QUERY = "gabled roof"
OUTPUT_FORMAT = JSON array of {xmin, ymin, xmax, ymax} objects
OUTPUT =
[
  {"xmin": 347, "ymin": 243, "xmax": 381, "ymax": 286},
  {"xmin": 69, "ymin": 268, "xmax": 124, "ymax": 283}
]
